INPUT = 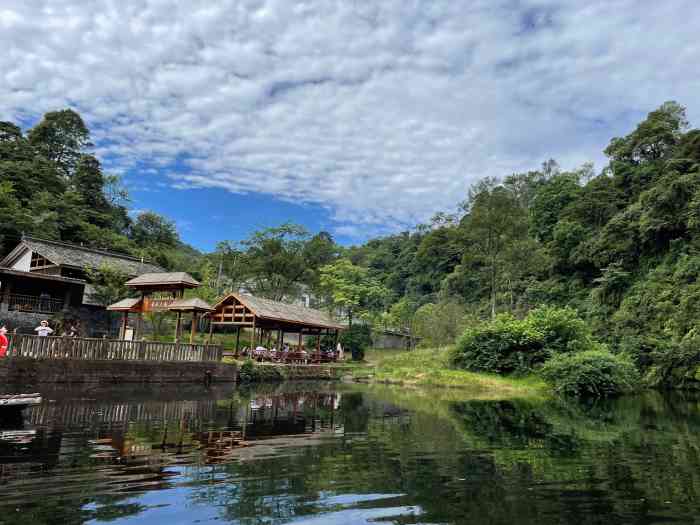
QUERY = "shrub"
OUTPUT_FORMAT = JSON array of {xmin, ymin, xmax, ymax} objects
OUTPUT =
[
  {"xmin": 238, "ymin": 359, "xmax": 283, "ymax": 383},
  {"xmin": 527, "ymin": 306, "xmax": 596, "ymax": 354},
  {"xmin": 450, "ymin": 306, "xmax": 600, "ymax": 374},
  {"xmin": 450, "ymin": 314, "xmax": 545, "ymax": 374},
  {"xmin": 541, "ymin": 350, "xmax": 639, "ymax": 397},
  {"xmin": 646, "ymin": 331, "xmax": 700, "ymax": 388},
  {"xmin": 340, "ymin": 324, "xmax": 372, "ymax": 361}
]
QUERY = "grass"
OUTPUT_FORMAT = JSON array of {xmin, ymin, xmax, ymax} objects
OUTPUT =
[{"xmin": 355, "ymin": 346, "xmax": 548, "ymax": 398}]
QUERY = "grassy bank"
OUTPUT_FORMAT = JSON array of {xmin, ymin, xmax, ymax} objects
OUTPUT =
[{"xmin": 352, "ymin": 347, "xmax": 548, "ymax": 398}]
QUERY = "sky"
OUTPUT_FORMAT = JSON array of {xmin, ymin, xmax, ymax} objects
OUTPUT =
[{"xmin": 2, "ymin": 1, "xmax": 700, "ymax": 251}]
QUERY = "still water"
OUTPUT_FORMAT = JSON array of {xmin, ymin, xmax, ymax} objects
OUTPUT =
[{"xmin": 1, "ymin": 381, "xmax": 700, "ymax": 525}]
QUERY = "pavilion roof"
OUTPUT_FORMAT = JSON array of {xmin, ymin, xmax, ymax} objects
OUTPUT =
[
  {"xmin": 125, "ymin": 272, "xmax": 200, "ymax": 288},
  {"xmin": 167, "ymin": 297, "xmax": 213, "ymax": 312},
  {"xmin": 106, "ymin": 297, "xmax": 142, "ymax": 312},
  {"xmin": 214, "ymin": 292, "xmax": 345, "ymax": 330}
]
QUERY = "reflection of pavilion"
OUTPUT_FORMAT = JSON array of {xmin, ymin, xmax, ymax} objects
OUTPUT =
[{"xmin": 0, "ymin": 388, "xmax": 347, "ymax": 490}]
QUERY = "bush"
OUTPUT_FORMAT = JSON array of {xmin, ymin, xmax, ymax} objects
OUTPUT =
[
  {"xmin": 340, "ymin": 324, "xmax": 372, "ymax": 361},
  {"xmin": 527, "ymin": 306, "xmax": 596, "ymax": 354},
  {"xmin": 450, "ymin": 314, "xmax": 545, "ymax": 374},
  {"xmin": 238, "ymin": 359, "xmax": 283, "ymax": 383},
  {"xmin": 450, "ymin": 306, "xmax": 600, "ymax": 374},
  {"xmin": 541, "ymin": 350, "xmax": 639, "ymax": 397}
]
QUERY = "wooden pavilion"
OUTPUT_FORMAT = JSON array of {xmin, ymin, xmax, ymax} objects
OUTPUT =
[
  {"xmin": 209, "ymin": 292, "xmax": 345, "ymax": 356},
  {"xmin": 107, "ymin": 272, "xmax": 213, "ymax": 343}
]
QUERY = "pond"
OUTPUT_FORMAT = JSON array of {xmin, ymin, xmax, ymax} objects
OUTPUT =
[{"xmin": 1, "ymin": 382, "xmax": 699, "ymax": 524}]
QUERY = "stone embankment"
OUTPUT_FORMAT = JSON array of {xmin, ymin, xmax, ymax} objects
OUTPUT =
[{"xmin": 0, "ymin": 358, "xmax": 340, "ymax": 385}]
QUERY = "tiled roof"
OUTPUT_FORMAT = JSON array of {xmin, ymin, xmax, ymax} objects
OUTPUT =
[
  {"xmin": 168, "ymin": 298, "xmax": 213, "ymax": 312},
  {"xmin": 215, "ymin": 292, "xmax": 345, "ymax": 330},
  {"xmin": 125, "ymin": 272, "xmax": 200, "ymax": 288},
  {"xmin": 2, "ymin": 237, "xmax": 163, "ymax": 276},
  {"xmin": 106, "ymin": 297, "xmax": 142, "ymax": 311}
]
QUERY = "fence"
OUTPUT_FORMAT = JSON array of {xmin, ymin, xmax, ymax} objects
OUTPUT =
[{"xmin": 5, "ymin": 334, "xmax": 223, "ymax": 363}]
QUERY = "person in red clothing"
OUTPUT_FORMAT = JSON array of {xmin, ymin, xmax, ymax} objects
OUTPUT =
[{"xmin": 0, "ymin": 326, "xmax": 8, "ymax": 358}]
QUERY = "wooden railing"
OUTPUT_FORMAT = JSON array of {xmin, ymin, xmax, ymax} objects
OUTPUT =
[
  {"xmin": 7, "ymin": 293, "xmax": 64, "ymax": 313},
  {"xmin": 5, "ymin": 334, "xmax": 223, "ymax": 363}
]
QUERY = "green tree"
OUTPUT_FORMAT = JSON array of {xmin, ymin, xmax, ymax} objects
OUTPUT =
[
  {"xmin": 0, "ymin": 181, "xmax": 32, "ymax": 252},
  {"xmin": 239, "ymin": 223, "xmax": 311, "ymax": 301},
  {"xmin": 85, "ymin": 265, "xmax": 132, "ymax": 306},
  {"xmin": 28, "ymin": 109, "xmax": 91, "ymax": 177},
  {"xmin": 319, "ymin": 259, "xmax": 389, "ymax": 326},
  {"xmin": 129, "ymin": 211, "xmax": 179, "ymax": 248},
  {"xmin": 459, "ymin": 178, "xmax": 527, "ymax": 318}
]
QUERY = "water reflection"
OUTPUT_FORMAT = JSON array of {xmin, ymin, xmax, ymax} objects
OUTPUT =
[{"xmin": 1, "ymin": 384, "xmax": 700, "ymax": 524}]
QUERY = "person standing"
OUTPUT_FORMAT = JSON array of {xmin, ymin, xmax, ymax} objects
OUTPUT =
[
  {"xmin": 0, "ymin": 326, "xmax": 8, "ymax": 358},
  {"xmin": 34, "ymin": 320, "xmax": 54, "ymax": 337}
]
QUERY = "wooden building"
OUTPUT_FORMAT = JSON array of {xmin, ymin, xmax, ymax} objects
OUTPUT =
[
  {"xmin": 209, "ymin": 292, "xmax": 345, "ymax": 355},
  {"xmin": 0, "ymin": 236, "xmax": 163, "ymax": 312},
  {"xmin": 1, "ymin": 236, "xmax": 163, "ymax": 280},
  {"xmin": 107, "ymin": 272, "xmax": 213, "ymax": 343}
]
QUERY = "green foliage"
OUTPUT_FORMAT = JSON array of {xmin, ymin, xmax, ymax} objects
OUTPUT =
[
  {"xmin": 412, "ymin": 299, "xmax": 467, "ymax": 348},
  {"xmin": 541, "ymin": 350, "xmax": 639, "ymax": 397},
  {"xmin": 0, "ymin": 109, "xmax": 183, "ymax": 269},
  {"xmin": 340, "ymin": 324, "xmax": 373, "ymax": 361},
  {"xmin": 320, "ymin": 259, "xmax": 389, "ymax": 325},
  {"xmin": 129, "ymin": 211, "xmax": 179, "ymax": 248},
  {"xmin": 450, "ymin": 307, "xmax": 601, "ymax": 374},
  {"xmin": 450, "ymin": 314, "xmax": 546, "ymax": 374},
  {"xmin": 238, "ymin": 359, "xmax": 284, "ymax": 383},
  {"xmin": 85, "ymin": 265, "xmax": 133, "ymax": 306}
]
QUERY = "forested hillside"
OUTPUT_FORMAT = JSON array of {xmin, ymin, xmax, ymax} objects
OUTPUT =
[
  {"xmin": 3, "ymin": 102, "xmax": 700, "ymax": 364},
  {"xmin": 349, "ymin": 101, "xmax": 700, "ymax": 363}
]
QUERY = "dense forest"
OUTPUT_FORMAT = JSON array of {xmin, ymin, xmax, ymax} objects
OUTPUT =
[{"xmin": 2, "ymin": 102, "xmax": 700, "ymax": 367}]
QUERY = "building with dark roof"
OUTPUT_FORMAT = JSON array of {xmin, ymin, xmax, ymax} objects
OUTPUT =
[
  {"xmin": 0, "ymin": 236, "xmax": 163, "ymax": 279},
  {"xmin": 0, "ymin": 237, "xmax": 164, "ymax": 336}
]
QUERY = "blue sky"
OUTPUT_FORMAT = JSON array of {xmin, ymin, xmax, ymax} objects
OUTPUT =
[{"xmin": 2, "ymin": 1, "xmax": 700, "ymax": 252}]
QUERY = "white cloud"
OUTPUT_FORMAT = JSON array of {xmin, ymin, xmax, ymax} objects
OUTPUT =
[{"xmin": 2, "ymin": 0, "xmax": 699, "ymax": 237}]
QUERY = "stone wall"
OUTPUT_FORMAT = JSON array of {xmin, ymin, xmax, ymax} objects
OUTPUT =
[
  {"xmin": 0, "ymin": 359, "xmax": 339, "ymax": 385},
  {"xmin": 0, "ymin": 358, "xmax": 238, "ymax": 384}
]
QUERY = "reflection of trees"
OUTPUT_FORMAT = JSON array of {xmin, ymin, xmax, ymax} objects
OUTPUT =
[{"xmin": 5, "ymin": 386, "xmax": 700, "ymax": 525}]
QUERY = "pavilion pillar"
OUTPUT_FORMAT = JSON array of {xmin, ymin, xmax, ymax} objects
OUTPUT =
[
  {"xmin": 174, "ymin": 311, "xmax": 182, "ymax": 343},
  {"xmin": 277, "ymin": 329, "xmax": 282, "ymax": 349},
  {"xmin": 120, "ymin": 312, "xmax": 129, "ymax": 340},
  {"xmin": 298, "ymin": 331, "xmax": 303, "ymax": 351},
  {"xmin": 251, "ymin": 316, "xmax": 257, "ymax": 347},
  {"xmin": 136, "ymin": 313, "xmax": 144, "ymax": 341},
  {"xmin": 316, "ymin": 331, "xmax": 321, "ymax": 359},
  {"xmin": 235, "ymin": 326, "xmax": 241, "ymax": 357},
  {"xmin": 207, "ymin": 317, "xmax": 214, "ymax": 344},
  {"xmin": 190, "ymin": 312, "xmax": 198, "ymax": 344}
]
